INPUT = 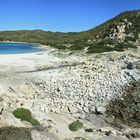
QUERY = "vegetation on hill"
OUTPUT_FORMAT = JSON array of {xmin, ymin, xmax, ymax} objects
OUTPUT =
[{"xmin": 0, "ymin": 10, "xmax": 140, "ymax": 53}]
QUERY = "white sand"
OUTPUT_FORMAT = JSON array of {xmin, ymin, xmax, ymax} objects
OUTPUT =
[{"xmin": 0, "ymin": 48, "xmax": 59, "ymax": 73}]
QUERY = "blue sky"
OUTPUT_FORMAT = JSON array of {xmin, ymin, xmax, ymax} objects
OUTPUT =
[{"xmin": 0, "ymin": 0, "xmax": 140, "ymax": 32}]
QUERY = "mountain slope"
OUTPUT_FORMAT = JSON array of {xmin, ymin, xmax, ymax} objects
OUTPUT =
[
  {"xmin": 81, "ymin": 10, "xmax": 140, "ymax": 52},
  {"xmin": 0, "ymin": 9, "xmax": 140, "ymax": 53}
]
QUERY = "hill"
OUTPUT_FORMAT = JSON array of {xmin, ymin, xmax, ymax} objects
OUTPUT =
[{"xmin": 0, "ymin": 9, "xmax": 140, "ymax": 53}]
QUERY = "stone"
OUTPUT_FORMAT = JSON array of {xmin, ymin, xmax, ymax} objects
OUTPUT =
[
  {"xmin": 135, "ymin": 129, "xmax": 140, "ymax": 137},
  {"xmin": 127, "ymin": 62, "xmax": 134, "ymax": 70},
  {"xmin": 136, "ymin": 63, "xmax": 140, "ymax": 69},
  {"xmin": 0, "ymin": 97, "xmax": 4, "ymax": 102},
  {"xmin": 111, "ymin": 129, "xmax": 123, "ymax": 135},
  {"xmin": 97, "ymin": 126, "xmax": 114, "ymax": 132},
  {"xmin": 79, "ymin": 114, "xmax": 86, "ymax": 119},
  {"xmin": 122, "ymin": 128, "xmax": 133, "ymax": 134},
  {"xmin": 72, "ymin": 113, "xmax": 80, "ymax": 118},
  {"xmin": 96, "ymin": 106, "xmax": 106, "ymax": 114},
  {"xmin": 84, "ymin": 107, "xmax": 89, "ymax": 113},
  {"xmin": 129, "ymin": 70, "xmax": 140, "ymax": 81},
  {"xmin": 86, "ymin": 114, "xmax": 107, "ymax": 127},
  {"xmin": 68, "ymin": 105, "xmax": 78, "ymax": 114},
  {"xmin": 89, "ymin": 106, "xmax": 96, "ymax": 113}
]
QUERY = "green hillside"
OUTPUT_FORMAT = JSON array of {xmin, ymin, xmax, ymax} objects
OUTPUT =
[{"xmin": 0, "ymin": 10, "xmax": 140, "ymax": 53}]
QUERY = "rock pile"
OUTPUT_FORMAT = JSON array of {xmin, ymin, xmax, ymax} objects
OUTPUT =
[
  {"xmin": 0, "ymin": 49, "xmax": 140, "ymax": 140},
  {"xmin": 27, "ymin": 52, "xmax": 140, "ymax": 117}
]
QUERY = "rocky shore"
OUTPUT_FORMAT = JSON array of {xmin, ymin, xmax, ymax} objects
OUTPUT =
[{"xmin": 0, "ymin": 46, "xmax": 140, "ymax": 140}]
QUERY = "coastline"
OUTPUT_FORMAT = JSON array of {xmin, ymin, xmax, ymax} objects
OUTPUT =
[
  {"xmin": 0, "ymin": 46, "xmax": 140, "ymax": 140},
  {"xmin": 0, "ymin": 41, "xmax": 51, "ymax": 55}
]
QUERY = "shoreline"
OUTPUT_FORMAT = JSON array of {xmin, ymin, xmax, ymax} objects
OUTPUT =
[
  {"xmin": 0, "ymin": 42, "xmax": 51, "ymax": 55},
  {"xmin": 0, "ymin": 46, "xmax": 140, "ymax": 140}
]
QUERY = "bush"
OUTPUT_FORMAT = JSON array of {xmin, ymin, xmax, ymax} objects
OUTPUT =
[
  {"xmin": 85, "ymin": 128, "xmax": 93, "ymax": 132},
  {"xmin": 74, "ymin": 137, "xmax": 87, "ymax": 140},
  {"xmin": 53, "ymin": 44, "xmax": 67, "ymax": 50},
  {"xmin": 69, "ymin": 44, "xmax": 84, "ymax": 50},
  {"xmin": 125, "ymin": 36, "xmax": 136, "ymax": 42},
  {"xmin": 13, "ymin": 108, "xmax": 40, "ymax": 126},
  {"xmin": 115, "ymin": 43, "xmax": 137, "ymax": 51},
  {"xmin": 87, "ymin": 44, "xmax": 114, "ymax": 53},
  {"xmin": 0, "ymin": 127, "xmax": 32, "ymax": 140},
  {"xmin": 69, "ymin": 120, "xmax": 83, "ymax": 131}
]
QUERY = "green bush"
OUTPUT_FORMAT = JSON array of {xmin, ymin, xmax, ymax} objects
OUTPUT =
[
  {"xmin": 13, "ymin": 108, "xmax": 40, "ymax": 126},
  {"xmin": 69, "ymin": 120, "xmax": 83, "ymax": 131},
  {"xmin": 0, "ymin": 127, "xmax": 32, "ymax": 140},
  {"xmin": 85, "ymin": 128, "xmax": 93, "ymax": 132},
  {"xmin": 87, "ymin": 44, "xmax": 114, "ymax": 53},
  {"xmin": 125, "ymin": 36, "xmax": 136, "ymax": 42},
  {"xmin": 69, "ymin": 44, "xmax": 84, "ymax": 50},
  {"xmin": 74, "ymin": 137, "xmax": 87, "ymax": 140},
  {"xmin": 52, "ymin": 44, "xmax": 67, "ymax": 50},
  {"xmin": 115, "ymin": 43, "xmax": 137, "ymax": 50}
]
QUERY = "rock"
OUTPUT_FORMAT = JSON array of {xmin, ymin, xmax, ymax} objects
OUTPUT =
[
  {"xmin": 83, "ymin": 107, "xmax": 89, "ymax": 113},
  {"xmin": 68, "ymin": 105, "xmax": 78, "ymax": 114},
  {"xmin": 89, "ymin": 106, "xmax": 96, "ymax": 113},
  {"xmin": 111, "ymin": 129, "xmax": 123, "ymax": 135},
  {"xmin": 72, "ymin": 113, "xmax": 80, "ymax": 118},
  {"xmin": 97, "ymin": 126, "xmax": 114, "ymax": 132},
  {"xmin": 86, "ymin": 114, "xmax": 107, "ymax": 127},
  {"xmin": 96, "ymin": 106, "xmax": 106, "ymax": 114},
  {"xmin": 0, "ymin": 97, "xmax": 4, "ymax": 102},
  {"xmin": 127, "ymin": 62, "xmax": 134, "ymax": 70},
  {"xmin": 129, "ymin": 70, "xmax": 140, "ymax": 81},
  {"xmin": 50, "ymin": 108, "xmax": 60, "ymax": 114},
  {"xmin": 18, "ymin": 84, "xmax": 35, "ymax": 96},
  {"xmin": 123, "ymin": 128, "xmax": 140, "ymax": 139},
  {"xmin": 122, "ymin": 128, "xmax": 133, "ymax": 134},
  {"xmin": 135, "ymin": 129, "xmax": 140, "ymax": 137},
  {"xmin": 79, "ymin": 113, "xmax": 86, "ymax": 119},
  {"xmin": 76, "ymin": 104, "xmax": 82, "ymax": 110},
  {"xmin": 136, "ymin": 63, "xmax": 140, "ymax": 69},
  {"xmin": 0, "ymin": 102, "xmax": 4, "ymax": 115},
  {"xmin": 104, "ymin": 116, "xmax": 115, "ymax": 123}
]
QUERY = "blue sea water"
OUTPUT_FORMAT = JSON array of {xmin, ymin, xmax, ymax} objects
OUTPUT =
[{"xmin": 0, "ymin": 43, "xmax": 42, "ymax": 54}]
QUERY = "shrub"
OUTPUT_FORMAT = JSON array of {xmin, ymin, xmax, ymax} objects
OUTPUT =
[
  {"xmin": 13, "ymin": 108, "xmax": 40, "ymax": 126},
  {"xmin": 87, "ymin": 44, "xmax": 114, "ymax": 53},
  {"xmin": 69, "ymin": 44, "xmax": 84, "ymax": 50},
  {"xmin": 69, "ymin": 120, "xmax": 83, "ymax": 131},
  {"xmin": 74, "ymin": 137, "xmax": 87, "ymax": 140},
  {"xmin": 115, "ymin": 43, "xmax": 137, "ymax": 50},
  {"xmin": 53, "ymin": 44, "xmax": 67, "ymax": 50},
  {"xmin": 0, "ymin": 127, "xmax": 32, "ymax": 140},
  {"xmin": 85, "ymin": 128, "xmax": 93, "ymax": 132},
  {"xmin": 125, "ymin": 36, "xmax": 136, "ymax": 42}
]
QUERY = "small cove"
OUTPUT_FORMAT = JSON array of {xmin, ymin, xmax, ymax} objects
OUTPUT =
[{"xmin": 0, "ymin": 43, "xmax": 42, "ymax": 54}]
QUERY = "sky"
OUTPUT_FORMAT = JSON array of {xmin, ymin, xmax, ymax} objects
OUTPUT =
[{"xmin": 0, "ymin": 0, "xmax": 140, "ymax": 32}]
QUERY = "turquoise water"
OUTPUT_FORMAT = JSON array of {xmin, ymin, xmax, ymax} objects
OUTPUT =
[{"xmin": 0, "ymin": 43, "xmax": 42, "ymax": 54}]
